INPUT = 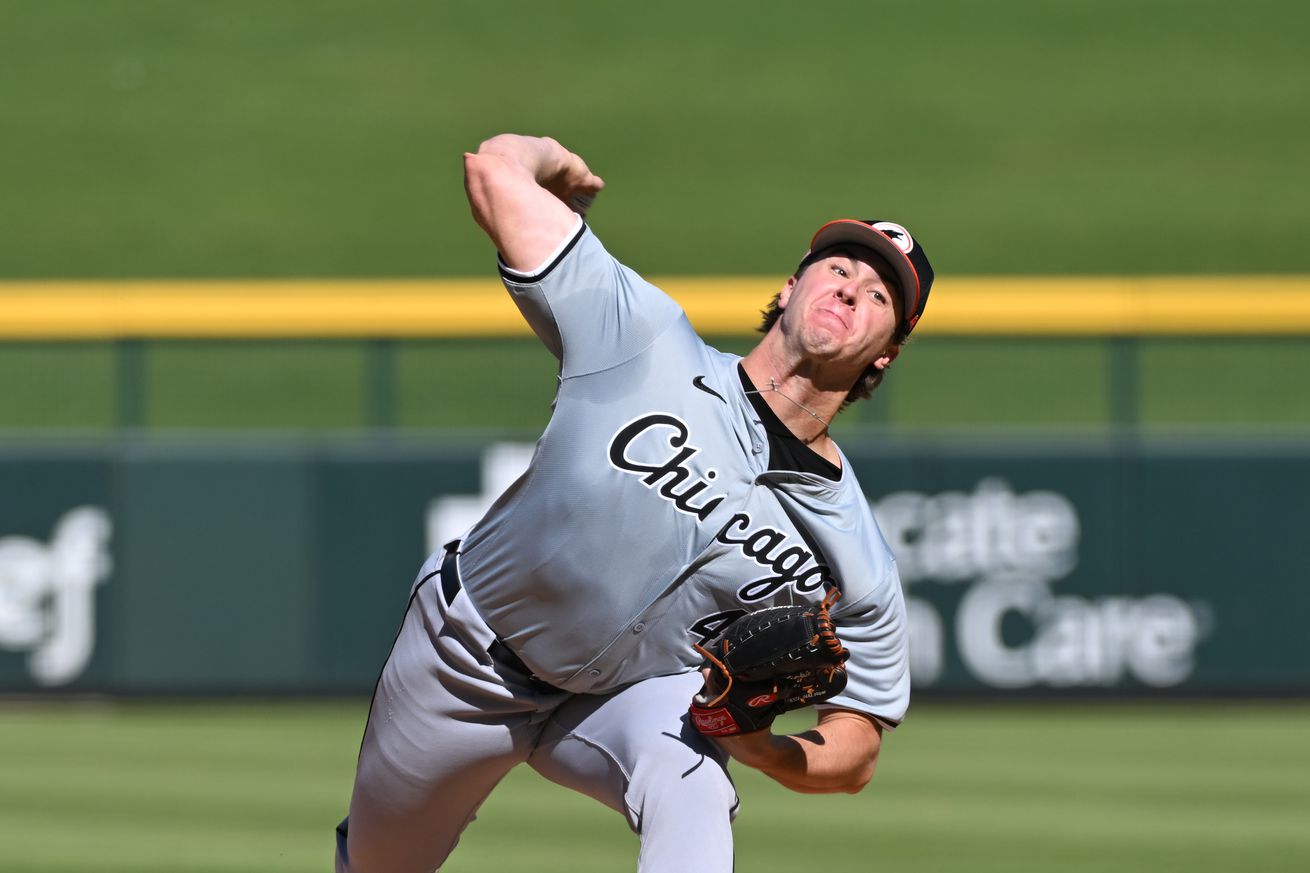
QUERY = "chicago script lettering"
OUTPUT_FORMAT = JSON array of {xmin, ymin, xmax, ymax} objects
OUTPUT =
[
  {"xmin": 607, "ymin": 413, "xmax": 836, "ymax": 603},
  {"xmin": 715, "ymin": 512, "xmax": 833, "ymax": 601},
  {"xmin": 608, "ymin": 414, "xmax": 724, "ymax": 521}
]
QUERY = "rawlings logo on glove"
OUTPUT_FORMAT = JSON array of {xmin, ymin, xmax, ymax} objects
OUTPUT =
[{"xmin": 689, "ymin": 588, "xmax": 849, "ymax": 736}]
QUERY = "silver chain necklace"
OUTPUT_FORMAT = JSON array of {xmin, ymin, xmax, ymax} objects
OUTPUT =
[{"xmin": 743, "ymin": 378, "xmax": 831, "ymax": 432}]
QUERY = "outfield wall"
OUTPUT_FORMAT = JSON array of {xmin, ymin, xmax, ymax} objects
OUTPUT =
[
  {"xmin": 4, "ymin": 276, "xmax": 1310, "ymax": 338},
  {"xmin": 2, "ymin": 437, "xmax": 1304, "ymax": 696},
  {"xmin": 5, "ymin": 278, "xmax": 1310, "ymax": 434}
]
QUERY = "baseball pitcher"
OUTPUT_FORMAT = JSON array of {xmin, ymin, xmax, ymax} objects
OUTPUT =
[{"xmin": 335, "ymin": 133, "xmax": 935, "ymax": 872}]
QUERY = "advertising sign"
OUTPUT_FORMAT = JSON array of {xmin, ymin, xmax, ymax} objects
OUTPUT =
[{"xmin": 0, "ymin": 440, "xmax": 1304, "ymax": 695}]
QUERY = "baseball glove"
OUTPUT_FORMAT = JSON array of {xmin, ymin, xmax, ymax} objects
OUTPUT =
[{"xmin": 689, "ymin": 588, "xmax": 849, "ymax": 737}]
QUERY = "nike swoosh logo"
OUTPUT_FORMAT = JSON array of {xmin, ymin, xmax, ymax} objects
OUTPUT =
[{"xmin": 692, "ymin": 375, "xmax": 727, "ymax": 404}]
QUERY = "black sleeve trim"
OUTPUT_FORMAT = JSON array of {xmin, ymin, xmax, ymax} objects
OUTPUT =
[
  {"xmin": 817, "ymin": 703, "xmax": 902, "ymax": 730},
  {"xmin": 497, "ymin": 221, "xmax": 588, "ymax": 284}
]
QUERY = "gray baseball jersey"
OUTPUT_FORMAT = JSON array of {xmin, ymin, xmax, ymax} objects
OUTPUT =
[
  {"xmin": 458, "ymin": 217, "xmax": 910, "ymax": 726},
  {"xmin": 337, "ymin": 215, "xmax": 913, "ymax": 873}
]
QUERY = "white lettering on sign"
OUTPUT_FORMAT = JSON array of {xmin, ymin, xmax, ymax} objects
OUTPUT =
[
  {"xmin": 426, "ymin": 443, "xmax": 535, "ymax": 555},
  {"xmin": 954, "ymin": 573, "xmax": 1203, "ymax": 688},
  {"xmin": 877, "ymin": 478, "xmax": 1080, "ymax": 585},
  {"xmin": 905, "ymin": 596, "xmax": 944, "ymax": 685},
  {"xmin": 0, "ymin": 507, "xmax": 112, "ymax": 686},
  {"xmin": 876, "ymin": 480, "xmax": 1210, "ymax": 690}
]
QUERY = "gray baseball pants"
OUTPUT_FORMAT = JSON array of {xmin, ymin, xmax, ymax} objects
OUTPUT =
[{"xmin": 335, "ymin": 550, "xmax": 739, "ymax": 873}]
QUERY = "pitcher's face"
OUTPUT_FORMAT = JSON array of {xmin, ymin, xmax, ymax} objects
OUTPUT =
[{"xmin": 778, "ymin": 246, "xmax": 902, "ymax": 373}]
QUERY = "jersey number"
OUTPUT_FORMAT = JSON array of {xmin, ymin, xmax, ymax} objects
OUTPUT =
[{"xmin": 689, "ymin": 609, "xmax": 747, "ymax": 646}]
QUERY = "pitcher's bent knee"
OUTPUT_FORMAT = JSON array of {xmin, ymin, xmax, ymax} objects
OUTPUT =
[{"xmin": 625, "ymin": 744, "xmax": 738, "ymax": 827}]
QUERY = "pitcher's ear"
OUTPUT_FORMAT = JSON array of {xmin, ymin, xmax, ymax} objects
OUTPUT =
[{"xmin": 873, "ymin": 345, "xmax": 901, "ymax": 371}]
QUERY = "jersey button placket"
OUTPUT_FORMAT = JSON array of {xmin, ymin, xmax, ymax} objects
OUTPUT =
[{"xmin": 632, "ymin": 622, "xmax": 646, "ymax": 633}]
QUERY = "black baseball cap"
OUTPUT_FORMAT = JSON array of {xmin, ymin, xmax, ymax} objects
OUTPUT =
[{"xmin": 800, "ymin": 219, "xmax": 935, "ymax": 335}]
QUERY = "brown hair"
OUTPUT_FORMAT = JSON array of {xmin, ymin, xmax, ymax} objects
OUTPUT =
[{"xmin": 757, "ymin": 248, "xmax": 910, "ymax": 408}]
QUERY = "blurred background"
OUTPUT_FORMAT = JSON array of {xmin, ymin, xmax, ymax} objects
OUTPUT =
[{"xmin": 1, "ymin": 1, "xmax": 1307, "ymax": 871}]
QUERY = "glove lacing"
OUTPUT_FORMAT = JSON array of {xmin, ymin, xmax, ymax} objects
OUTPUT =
[{"xmin": 693, "ymin": 587, "xmax": 846, "ymax": 709}]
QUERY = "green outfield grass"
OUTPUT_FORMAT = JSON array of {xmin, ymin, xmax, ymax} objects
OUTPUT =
[
  {"xmin": 1, "ymin": 0, "xmax": 1307, "ymax": 279},
  {"xmin": 2, "ymin": 1, "xmax": 1308, "ymax": 436},
  {"xmin": 1, "ymin": 701, "xmax": 1307, "ymax": 872}
]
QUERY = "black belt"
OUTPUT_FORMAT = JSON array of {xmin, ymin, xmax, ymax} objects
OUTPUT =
[{"xmin": 438, "ymin": 544, "xmax": 562, "ymax": 694}]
